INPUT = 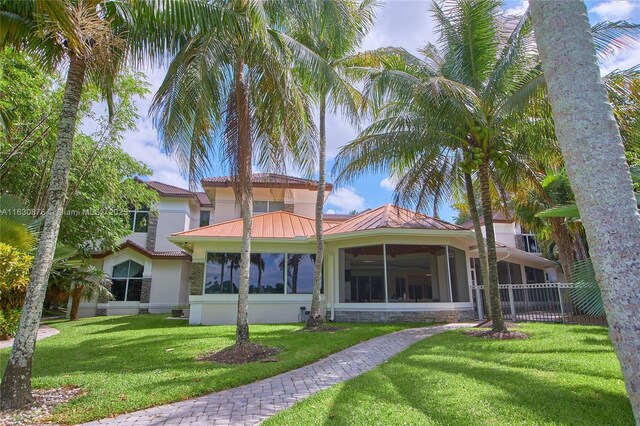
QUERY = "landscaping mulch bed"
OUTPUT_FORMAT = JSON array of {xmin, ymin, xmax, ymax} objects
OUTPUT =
[
  {"xmin": 0, "ymin": 386, "xmax": 83, "ymax": 426},
  {"xmin": 474, "ymin": 320, "xmax": 519, "ymax": 328},
  {"xmin": 199, "ymin": 342, "xmax": 280, "ymax": 364},
  {"xmin": 464, "ymin": 329, "xmax": 529, "ymax": 340}
]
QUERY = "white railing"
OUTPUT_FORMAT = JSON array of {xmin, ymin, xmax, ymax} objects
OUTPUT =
[{"xmin": 471, "ymin": 283, "xmax": 606, "ymax": 325}]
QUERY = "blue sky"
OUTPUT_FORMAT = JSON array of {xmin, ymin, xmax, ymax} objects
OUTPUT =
[{"xmin": 88, "ymin": 0, "xmax": 640, "ymax": 223}]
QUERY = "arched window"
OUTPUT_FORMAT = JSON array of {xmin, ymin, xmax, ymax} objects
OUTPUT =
[{"xmin": 111, "ymin": 260, "xmax": 144, "ymax": 301}]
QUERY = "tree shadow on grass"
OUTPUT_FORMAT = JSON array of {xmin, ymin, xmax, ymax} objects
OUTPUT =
[{"xmin": 315, "ymin": 331, "xmax": 631, "ymax": 426}]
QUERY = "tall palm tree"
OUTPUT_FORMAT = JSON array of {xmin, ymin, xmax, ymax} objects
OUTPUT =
[
  {"xmin": 335, "ymin": 0, "xmax": 544, "ymax": 332},
  {"xmin": 0, "ymin": 0, "xmax": 231, "ymax": 409},
  {"xmin": 287, "ymin": 0, "xmax": 378, "ymax": 328},
  {"xmin": 151, "ymin": 0, "xmax": 316, "ymax": 345},
  {"xmin": 0, "ymin": 0, "xmax": 124, "ymax": 408},
  {"xmin": 531, "ymin": 2, "xmax": 640, "ymax": 417}
]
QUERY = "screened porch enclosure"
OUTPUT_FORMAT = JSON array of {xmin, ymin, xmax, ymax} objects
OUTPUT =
[{"xmin": 338, "ymin": 244, "xmax": 470, "ymax": 304}]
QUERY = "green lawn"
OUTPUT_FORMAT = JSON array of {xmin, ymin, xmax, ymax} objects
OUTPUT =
[
  {"xmin": 0, "ymin": 315, "xmax": 422, "ymax": 424},
  {"xmin": 265, "ymin": 323, "xmax": 633, "ymax": 426}
]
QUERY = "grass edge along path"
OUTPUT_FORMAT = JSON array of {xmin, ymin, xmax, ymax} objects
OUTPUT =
[
  {"xmin": 264, "ymin": 323, "xmax": 633, "ymax": 426},
  {"xmin": 0, "ymin": 314, "xmax": 426, "ymax": 424}
]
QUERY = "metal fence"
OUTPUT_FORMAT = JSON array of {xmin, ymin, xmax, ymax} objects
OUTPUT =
[{"xmin": 471, "ymin": 283, "xmax": 607, "ymax": 326}]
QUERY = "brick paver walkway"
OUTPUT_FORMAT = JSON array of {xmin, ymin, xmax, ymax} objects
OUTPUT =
[
  {"xmin": 0, "ymin": 325, "xmax": 59, "ymax": 350},
  {"xmin": 84, "ymin": 323, "xmax": 473, "ymax": 426}
]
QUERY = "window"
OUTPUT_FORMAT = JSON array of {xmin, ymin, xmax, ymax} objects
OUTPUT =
[
  {"xmin": 199, "ymin": 211, "xmax": 211, "ymax": 227},
  {"xmin": 128, "ymin": 205, "xmax": 149, "ymax": 232},
  {"xmin": 250, "ymin": 253, "xmax": 285, "ymax": 294},
  {"xmin": 205, "ymin": 253, "xmax": 241, "ymax": 294},
  {"xmin": 205, "ymin": 253, "xmax": 286, "ymax": 294},
  {"xmin": 253, "ymin": 201, "xmax": 285, "ymax": 213},
  {"xmin": 111, "ymin": 260, "xmax": 143, "ymax": 301},
  {"xmin": 525, "ymin": 266, "xmax": 546, "ymax": 284},
  {"xmin": 343, "ymin": 245, "xmax": 384, "ymax": 303},
  {"xmin": 287, "ymin": 254, "xmax": 319, "ymax": 294},
  {"xmin": 204, "ymin": 252, "xmax": 319, "ymax": 295},
  {"xmin": 386, "ymin": 245, "xmax": 438, "ymax": 303}
]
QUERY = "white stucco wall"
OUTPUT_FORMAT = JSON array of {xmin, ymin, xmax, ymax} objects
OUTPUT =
[
  {"xmin": 155, "ymin": 198, "xmax": 195, "ymax": 251},
  {"xmin": 189, "ymin": 295, "xmax": 325, "ymax": 325},
  {"xmin": 149, "ymin": 259, "xmax": 190, "ymax": 312}
]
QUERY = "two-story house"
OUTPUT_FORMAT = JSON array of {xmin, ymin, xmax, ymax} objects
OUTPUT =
[{"xmin": 83, "ymin": 173, "xmax": 557, "ymax": 323}]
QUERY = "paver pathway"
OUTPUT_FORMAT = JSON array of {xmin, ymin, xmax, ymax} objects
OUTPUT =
[
  {"xmin": 0, "ymin": 325, "xmax": 59, "ymax": 350},
  {"xmin": 84, "ymin": 323, "xmax": 474, "ymax": 426}
]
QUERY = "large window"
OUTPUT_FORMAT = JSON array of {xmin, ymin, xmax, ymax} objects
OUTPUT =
[
  {"xmin": 386, "ymin": 245, "xmax": 438, "ymax": 303},
  {"xmin": 204, "ymin": 252, "xmax": 317, "ymax": 295},
  {"xmin": 250, "ymin": 253, "xmax": 285, "ymax": 294},
  {"xmin": 111, "ymin": 260, "xmax": 143, "ymax": 301},
  {"xmin": 287, "ymin": 254, "xmax": 317, "ymax": 294},
  {"xmin": 205, "ymin": 253, "xmax": 241, "ymax": 294},
  {"xmin": 253, "ymin": 201, "xmax": 285, "ymax": 213},
  {"xmin": 339, "ymin": 244, "xmax": 470, "ymax": 304},
  {"xmin": 128, "ymin": 205, "xmax": 149, "ymax": 232},
  {"xmin": 343, "ymin": 245, "xmax": 385, "ymax": 303}
]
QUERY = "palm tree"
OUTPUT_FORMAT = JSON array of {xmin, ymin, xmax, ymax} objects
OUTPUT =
[
  {"xmin": 47, "ymin": 260, "xmax": 113, "ymax": 320},
  {"xmin": 0, "ymin": 0, "xmax": 124, "ymax": 408},
  {"xmin": 287, "ymin": 0, "xmax": 378, "ymax": 328},
  {"xmin": 335, "ymin": 0, "xmax": 545, "ymax": 332},
  {"xmin": 151, "ymin": 0, "xmax": 316, "ymax": 345},
  {"xmin": 530, "ymin": 0, "xmax": 640, "ymax": 419},
  {"xmin": 0, "ymin": 0, "xmax": 232, "ymax": 409}
]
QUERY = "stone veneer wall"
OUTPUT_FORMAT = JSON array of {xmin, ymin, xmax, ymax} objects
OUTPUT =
[
  {"xmin": 145, "ymin": 212, "xmax": 159, "ymax": 251},
  {"xmin": 284, "ymin": 203, "xmax": 294, "ymax": 213},
  {"xmin": 514, "ymin": 235, "xmax": 526, "ymax": 252},
  {"xmin": 190, "ymin": 263, "xmax": 204, "ymax": 295},
  {"xmin": 333, "ymin": 309, "xmax": 475, "ymax": 323},
  {"xmin": 139, "ymin": 277, "xmax": 152, "ymax": 314}
]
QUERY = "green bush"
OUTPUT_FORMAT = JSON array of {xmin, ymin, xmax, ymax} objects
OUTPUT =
[
  {"xmin": 0, "ymin": 308, "xmax": 22, "ymax": 340},
  {"xmin": 0, "ymin": 242, "xmax": 33, "ymax": 339}
]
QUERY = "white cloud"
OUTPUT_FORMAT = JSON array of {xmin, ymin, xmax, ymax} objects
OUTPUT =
[
  {"xmin": 325, "ymin": 209, "xmax": 337, "ymax": 215},
  {"xmin": 505, "ymin": 0, "xmax": 529, "ymax": 16},
  {"xmin": 590, "ymin": 0, "xmax": 637, "ymax": 21},
  {"xmin": 326, "ymin": 187, "xmax": 367, "ymax": 214},
  {"xmin": 600, "ymin": 45, "xmax": 640, "ymax": 75},
  {"xmin": 380, "ymin": 175, "xmax": 399, "ymax": 191}
]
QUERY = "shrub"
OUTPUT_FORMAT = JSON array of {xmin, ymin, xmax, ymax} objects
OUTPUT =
[{"xmin": 0, "ymin": 242, "xmax": 33, "ymax": 339}]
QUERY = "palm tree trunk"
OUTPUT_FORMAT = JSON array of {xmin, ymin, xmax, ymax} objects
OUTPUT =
[
  {"xmin": 574, "ymin": 230, "xmax": 588, "ymax": 260},
  {"xmin": 549, "ymin": 217, "xmax": 575, "ymax": 282},
  {"xmin": 478, "ymin": 161, "xmax": 506, "ymax": 332},
  {"xmin": 235, "ymin": 54, "xmax": 252, "ymax": 345},
  {"xmin": 464, "ymin": 172, "xmax": 491, "ymax": 320},
  {"xmin": 307, "ymin": 94, "xmax": 326, "ymax": 328},
  {"xmin": 531, "ymin": 1, "xmax": 640, "ymax": 418},
  {"xmin": 69, "ymin": 286, "xmax": 83, "ymax": 321},
  {"xmin": 0, "ymin": 53, "xmax": 87, "ymax": 410}
]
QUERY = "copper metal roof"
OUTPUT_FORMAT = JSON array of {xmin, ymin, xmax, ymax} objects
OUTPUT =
[
  {"xmin": 325, "ymin": 204, "xmax": 465, "ymax": 235},
  {"xmin": 172, "ymin": 204, "xmax": 464, "ymax": 240},
  {"xmin": 202, "ymin": 173, "xmax": 333, "ymax": 191},
  {"xmin": 173, "ymin": 211, "xmax": 321, "ymax": 239}
]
